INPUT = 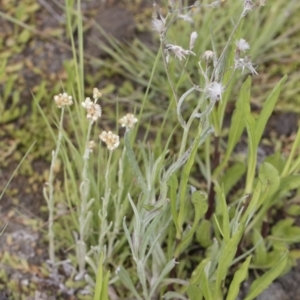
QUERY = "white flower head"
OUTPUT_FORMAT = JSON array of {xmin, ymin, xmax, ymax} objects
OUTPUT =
[
  {"xmin": 234, "ymin": 56, "xmax": 258, "ymax": 75},
  {"xmin": 152, "ymin": 18, "xmax": 165, "ymax": 34},
  {"xmin": 235, "ymin": 39, "xmax": 250, "ymax": 52},
  {"xmin": 189, "ymin": 31, "xmax": 198, "ymax": 51},
  {"xmin": 82, "ymin": 97, "xmax": 102, "ymax": 122},
  {"xmin": 201, "ymin": 50, "xmax": 215, "ymax": 62},
  {"xmin": 99, "ymin": 131, "xmax": 120, "ymax": 151},
  {"xmin": 206, "ymin": 82, "xmax": 224, "ymax": 102},
  {"xmin": 242, "ymin": 0, "xmax": 254, "ymax": 15},
  {"xmin": 166, "ymin": 44, "xmax": 195, "ymax": 61},
  {"xmin": 93, "ymin": 87, "xmax": 102, "ymax": 100},
  {"xmin": 54, "ymin": 92, "xmax": 73, "ymax": 108},
  {"xmin": 119, "ymin": 113, "xmax": 138, "ymax": 129}
]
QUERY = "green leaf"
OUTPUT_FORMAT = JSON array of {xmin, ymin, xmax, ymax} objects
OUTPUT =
[
  {"xmin": 282, "ymin": 125, "xmax": 300, "ymax": 176},
  {"xmin": 94, "ymin": 252, "xmax": 104, "ymax": 300},
  {"xmin": 213, "ymin": 78, "xmax": 250, "ymax": 178},
  {"xmin": 175, "ymin": 191, "xmax": 208, "ymax": 257},
  {"xmin": 227, "ymin": 102, "xmax": 246, "ymax": 144},
  {"xmin": 168, "ymin": 174, "xmax": 180, "ymax": 236},
  {"xmin": 117, "ymin": 266, "xmax": 142, "ymax": 300},
  {"xmin": 240, "ymin": 76, "xmax": 252, "ymax": 114},
  {"xmin": 279, "ymin": 175, "xmax": 300, "ymax": 193},
  {"xmin": 189, "ymin": 258, "xmax": 211, "ymax": 287},
  {"xmin": 187, "ymin": 284, "xmax": 203, "ymax": 300},
  {"xmin": 271, "ymin": 218, "xmax": 300, "ymax": 243},
  {"xmin": 164, "ymin": 292, "xmax": 188, "ymax": 300},
  {"xmin": 257, "ymin": 162, "xmax": 280, "ymax": 207},
  {"xmin": 215, "ymin": 226, "xmax": 244, "ymax": 297},
  {"xmin": 220, "ymin": 162, "xmax": 246, "ymax": 196},
  {"xmin": 100, "ymin": 271, "xmax": 110, "ymax": 300},
  {"xmin": 244, "ymin": 252, "xmax": 288, "ymax": 300},
  {"xmin": 124, "ymin": 131, "xmax": 148, "ymax": 194},
  {"xmin": 201, "ymin": 266, "xmax": 214, "ymax": 300},
  {"xmin": 149, "ymin": 259, "xmax": 177, "ymax": 299},
  {"xmin": 264, "ymin": 151, "xmax": 285, "ymax": 173},
  {"xmin": 252, "ymin": 230, "xmax": 266, "ymax": 265},
  {"xmin": 255, "ymin": 76, "xmax": 287, "ymax": 146},
  {"xmin": 196, "ymin": 219, "xmax": 212, "ymax": 248},
  {"xmin": 215, "ymin": 183, "xmax": 230, "ymax": 241},
  {"xmin": 177, "ymin": 129, "xmax": 202, "ymax": 238},
  {"xmin": 244, "ymin": 112, "xmax": 257, "ymax": 194},
  {"xmin": 226, "ymin": 256, "xmax": 252, "ymax": 300},
  {"xmin": 241, "ymin": 180, "xmax": 261, "ymax": 226}
]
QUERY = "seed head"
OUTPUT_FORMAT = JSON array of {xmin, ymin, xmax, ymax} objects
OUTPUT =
[
  {"xmin": 234, "ymin": 56, "xmax": 258, "ymax": 75},
  {"xmin": 242, "ymin": 0, "xmax": 254, "ymax": 15},
  {"xmin": 54, "ymin": 93, "xmax": 73, "ymax": 108},
  {"xmin": 99, "ymin": 131, "xmax": 120, "ymax": 151},
  {"xmin": 201, "ymin": 50, "xmax": 215, "ymax": 62},
  {"xmin": 166, "ymin": 44, "xmax": 195, "ymax": 61},
  {"xmin": 206, "ymin": 82, "xmax": 224, "ymax": 102},
  {"xmin": 152, "ymin": 19, "xmax": 165, "ymax": 34},
  {"xmin": 235, "ymin": 39, "xmax": 250, "ymax": 52}
]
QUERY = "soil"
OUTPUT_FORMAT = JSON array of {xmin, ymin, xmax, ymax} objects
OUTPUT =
[{"xmin": 0, "ymin": 0, "xmax": 299, "ymax": 299}]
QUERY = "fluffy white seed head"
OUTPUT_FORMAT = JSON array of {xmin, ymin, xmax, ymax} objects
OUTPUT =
[
  {"xmin": 206, "ymin": 82, "xmax": 224, "ymax": 102},
  {"xmin": 235, "ymin": 39, "xmax": 250, "ymax": 52}
]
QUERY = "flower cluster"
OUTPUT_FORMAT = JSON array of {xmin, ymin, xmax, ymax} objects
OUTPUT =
[
  {"xmin": 82, "ymin": 97, "xmax": 102, "ymax": 122},
  {"xmin": 166, "ymin": 44, "xmax": 195, "ymax": 61},
  {"xmin": 93, "ymin": 87, "xmax": 102, "ymax": 100},
  {"xmin": 119, "ymin": 113, "xmax": 138, "ymax": 129},
  {"xmin": 53, "ymin": 88, "xmax": 138, "ymax": 152},
  {"xmin": 234, "ymin": 39, "xmax": 257, "ymax": 75},
  {"xmin": 99, "ymin": 131, "xmax": 120, "ymax": 151},
  {"xmin": 54, "ymin": 93, "xmax": 73, "ymax": 108}
]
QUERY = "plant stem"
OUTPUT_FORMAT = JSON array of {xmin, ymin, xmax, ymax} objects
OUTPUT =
[
  {"xmin": 77, "ymin": 120, "xmax": 93, "ymax": 275},
  {"xmin": 205, "ymin": 135, "xmax": 220, "ymax": 220},
  {"xmin": 46, "ymin": 107, "xmax": 65, "ymax": 264}
]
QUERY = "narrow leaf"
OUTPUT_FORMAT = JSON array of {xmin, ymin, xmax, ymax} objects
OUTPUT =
[
  {"xmin": 94, "ymin": 252, "xmax": 104, "ymax": 300},
  {"xmin": 117, "ymin": 266, "xmax": 142, "ymax": 300},
  {"xmin": 177, "ymin": 130, "xmax": 202, "ymax": 236},
  {"xmin": 175, "ymin": 191, "xmax": 208, "ymax": 257},
  {"xmin": 244, "ymin": 252, "xmax": 288, "ymax": 300},
  {"xmin": 124, "ymin": 131, "xmax": 148, "ymax": 193},
  {"xmin": 215, "ymin": 183, "xmax": 230, "ymax": 241},
  {"xmin": 215, "ymin": 226, "xmax": 244, "ymax": 296},
  {"xmin": 149, "ymin": 259, "xmax": 177, "ymax": 299},
  {"xmin": 168, "ymin": 174, "xmax": 180, "ymax": 236},
  {"xmin": 255, "ymin": 76, "xmax": 287, "ymax": 146},
  {"xmin": 226, "ymin": 256, "xmax": 252, "ymax": 300}
]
